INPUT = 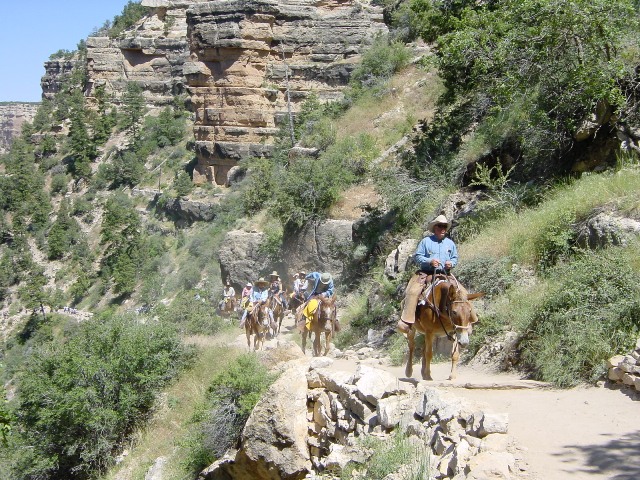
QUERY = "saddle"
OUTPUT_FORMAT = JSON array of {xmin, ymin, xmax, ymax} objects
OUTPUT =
[{"xmin": 401, "ymin": 272, "xmax": 453, "ymax": 324}]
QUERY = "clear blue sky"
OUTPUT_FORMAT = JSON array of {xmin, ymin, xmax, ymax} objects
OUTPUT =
[{"xmin": 0, "ymin": 1, "xmax": 133, "ymax": 102}]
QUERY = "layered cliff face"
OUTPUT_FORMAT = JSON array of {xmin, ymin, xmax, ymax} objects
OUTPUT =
[
  {"xmin": 184, "ymin": 0, "xmax": 387, "ymax": 184},
  {"xmin": 38, "ymin": 0, "xmax": 387, "ymax": 184},
  {"xmin": 0, "ymin": 103, "xmax": 39, "ymax": 154},
  {"xmin": 83, "ymin": 1, "xmax": 211, "ymax": 108}
]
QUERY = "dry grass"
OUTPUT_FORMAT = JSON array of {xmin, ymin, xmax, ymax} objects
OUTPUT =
[
  {"xmin": 461, "ymin": 168, "xmax": 640, "ymax": 265},
  {"xmin": 335, "ymin": 64, "xmax": 444, "ymax": 151}
]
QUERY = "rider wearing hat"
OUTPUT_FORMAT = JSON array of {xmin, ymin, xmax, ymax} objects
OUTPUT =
[
  {"xmin": 398, "ymin": 214, "xmax": 458, "ymax": 334},
  {"xmin": 305, "ymin": 271, "xmax": 334, "ymax": 300},
  {"xmin": 240, "ymin": 277, "xmax": 273, "ymax": 328},
  {"xmin": 269, "ymin": 271, "xmax": 288, "ymax": 309}
]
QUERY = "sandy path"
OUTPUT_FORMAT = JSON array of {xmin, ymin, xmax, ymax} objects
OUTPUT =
[{"xmin": 248, "ymin": 312, "xmax": 640, "ymax": 480}]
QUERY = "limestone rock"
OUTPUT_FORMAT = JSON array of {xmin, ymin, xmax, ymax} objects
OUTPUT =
[
  {"xmin": 575, "ymin": 212, "xmax": 640, "ymax": 249},
  {"xmin": 0, "ymin": 103, "xmax": 39, "ymax": 155},
  {"xmin": 376, "ymin": 395, "xmax": 416, "ymax": 429},
  {"xmin": 281, "ymin": 218, "xmax": 354, "ymax": 280},
  {"xmin": 186, "ymin": 0, "xmax": 387, "ymax": 184},
  {"xmin": 353, "ymin": 365, "xmax": 397, "ymax": 406},
  {"xmin": 384, "ymin": 238, "xmax": 417, "ymax": 279},
  {"xmin": 217, "ymin": 229, "xmax": 270, "ymax": 286},
  {"xmin": 466, "ymin": 451, "xmax": 516, "ymax": 479},
  {"xmin": 230, "ymin": 361, "xmax": 312, "ymax": 479}
]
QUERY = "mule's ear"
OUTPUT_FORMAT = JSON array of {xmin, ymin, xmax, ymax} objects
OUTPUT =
[
  {"xmin": 448, "ymin": 285, "xmax": 457, "ymax": 299},
  {"xmin": 467, "ymin": 292, "xmax": 485, "ymax": 300}
]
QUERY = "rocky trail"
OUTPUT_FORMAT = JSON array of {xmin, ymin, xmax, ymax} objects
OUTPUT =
[{"xmin": 231, "ymin": 310, "xmax": 640, "ymax": 480}]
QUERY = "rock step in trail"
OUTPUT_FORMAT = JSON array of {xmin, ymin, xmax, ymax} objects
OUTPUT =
[{"xmin": 224, "ymin": 310, "xmax": 640, "ymax": 480}]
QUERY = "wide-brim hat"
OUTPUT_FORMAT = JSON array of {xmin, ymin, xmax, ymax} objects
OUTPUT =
[
  {"xmin": 428, "ymin": 214, "xmax": 450, "ymax": 231},
  {"xmin": 320, "ymin": 272, "xmax": 332, "ymax": 285},
  {"xmin": 269, "ymin": 270, "xmax": 280, "ymax": 278},
  {"xmin": 299, "ymin": 271, "xmax": 306, "ymax": 277},
  {"xmin": 255, "ymin": 277, "xmax": 269, "ymax": 288},
  {"xmin": 246, "ymin": 282, "xmax": 252, "ymax": 287}
]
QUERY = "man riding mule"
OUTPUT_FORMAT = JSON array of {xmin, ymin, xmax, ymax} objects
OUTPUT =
[
  {"xmin": 269, "ymin": 271, "xmax": 288, "ymax": 310},
  {"xmin": 296, "ymin": 272, "xmax": 341, "ymax": 334},
  {"xmin": 289, "ymin": 271, "xmax": 308, "ymax": 312},
  {"xmin": 301, "ymin": 294, "xmax": 337, "ymax": 356},
  {"xmin": 398, "ymin": 214, "xmax": 483, "ymax": 380},
  {"xmin": 218, "ymin": 281, "xmax": 237, "ymax": 315},
  {"xmin": 240, "ymin": 277, "xmax": 275, "ymax": 330}
]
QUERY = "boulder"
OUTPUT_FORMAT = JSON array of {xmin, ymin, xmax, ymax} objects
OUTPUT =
[
  {"xmin": 377, "ymin": 395, "xmax": 416, "ymax": 429},
  {"xmin": 217, "ymin": 230, "xmax": 270, "ymax": 286},
  {"xmin": 575, "ymin": 212, "xmax": 640, "ymax": 249},
  {"xmin": 353, "ymin": 365, "xmax": 397, "ymax": 406},
  {"xmin": 229, "ymin": 361, "xmax": 312, "ymax": 479},
  {"xmin": 281, "ymin": 219, "xmax": 354, "ymax": 280},
  {"xmin": 384, "ymin": 238, "xmax": 417, "ymax": 279}
]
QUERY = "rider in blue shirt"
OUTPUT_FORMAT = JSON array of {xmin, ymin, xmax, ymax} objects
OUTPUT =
[{"xmin": 399, "ymin": 214, "xmax": 458, "ymax": 333}]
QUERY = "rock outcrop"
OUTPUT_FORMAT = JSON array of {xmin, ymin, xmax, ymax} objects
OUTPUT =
[
  {"xmin": 607, "ymin": 338, "xmax": 640, "ymax": 393},
  {"xmin": 203, "ymin": 360, "xmax": 518, "ymax": 480},
  {"xmin": 84, "ymin": 1, "xmax": 209, "ymax": 109},
  {"xmin": 185, "ymin": 0, "xmax": 387, "ymax": 184},
  {"xmin": 0, "ymin": 103, "xmax": 39, "ymax": 154}
]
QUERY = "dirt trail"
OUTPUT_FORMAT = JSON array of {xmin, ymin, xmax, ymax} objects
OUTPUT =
[{"xmin": 239, "ymin": 311, "xmax": 640, "ymax": 480}]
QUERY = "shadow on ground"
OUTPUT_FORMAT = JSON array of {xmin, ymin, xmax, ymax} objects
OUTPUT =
[{"xmin": 555, "ymin": 431, "xmax": 640, "ymax": 480}]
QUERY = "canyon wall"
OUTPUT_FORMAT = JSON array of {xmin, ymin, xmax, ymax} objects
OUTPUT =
[
  {"xmin": 184, "ymin": 0, "xmax": 387, "ymax": 184},
  {"xmin": 39, "ymin": 0, "xmax": 387, "ymax": 184},
  {"xmin": 0, "ymin": 103, "xmax": 39, "ymax": 155}
]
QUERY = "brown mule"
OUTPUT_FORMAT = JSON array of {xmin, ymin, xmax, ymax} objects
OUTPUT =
[
  {"xmin": 245, "ymin": 302, "xmax": 270, "ymax": 351},
  {"xmin": 269, "ymin": 295, "xmax": 285, "ymax": 336},
  {"xmin": 300, "ymin": 295, "xmax": 337, "ymax": 357},
  {"xmin": 401, "ymin": 276, "xmax": 483, "ymax": 381}
]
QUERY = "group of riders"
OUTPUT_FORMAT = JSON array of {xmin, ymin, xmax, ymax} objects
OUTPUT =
[
  {"xmin": 218, "ymin": 213, "xmax": 467, "ymax": 338},
  {"xmin": 219, "ymin": 269, "xmax": 336, "ymax": 331}
]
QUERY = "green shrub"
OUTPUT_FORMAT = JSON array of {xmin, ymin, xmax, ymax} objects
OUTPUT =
[
  {"xmin": 156, "ymin": 291, "xmax": 225, "ymax": 335},
  {"xmin": 349, "ymin": 35, "xmax": 411, "ymax": 97},
  {"xmin": 455, "ymin": 255, "xmax": 515, "ymax": 298},
  {"xmin": 343, "ymin": 430, "xmax": 430, "ymax": 480},
  {"xmin": 519, "ymin": 246, "xmax": 640, "ymax": 386},
  {"xmin": 203, "ymin": 354, "xmax": 276, "ymax": 454},
  {"xmin": 50, "ymin": 173, "xmax": 69, "ymax": 195},
  {"xmin": 9, "ymin": 314, "xmax": 188, "ymax": 479}
]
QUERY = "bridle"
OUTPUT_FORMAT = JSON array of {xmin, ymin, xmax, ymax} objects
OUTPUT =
[{"xmin": 427, "ymin": 273, "xmax": 475, "ymax": 342}]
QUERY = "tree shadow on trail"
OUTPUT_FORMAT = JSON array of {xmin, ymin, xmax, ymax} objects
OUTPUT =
[{"xmin": 554, "ymin": 431, "xmax": 640, "ymax": 480}]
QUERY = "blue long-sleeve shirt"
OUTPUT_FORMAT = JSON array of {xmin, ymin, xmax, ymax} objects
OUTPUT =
[
  {"xmin": 415, "ymin": 235, "xmax": 458, "ymax": 272},
  {"xmin": 305, "ymin": 272, "xmax": 335, "ymax": 299},
  {"xmin": 249, "ymin": 287, "xmax": 268, "ymax": 303}
]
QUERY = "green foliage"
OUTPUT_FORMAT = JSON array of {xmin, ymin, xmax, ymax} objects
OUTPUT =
[
  {"xmin": 156, "ymin": 291, "xmax": 224, "ymax": 335},
  {"xmin": 343, "ymin": 430, "xmax": 430, "ymax": 480},
  {"xmin": 68, "ymin": 95, "xmax": 97, "ymax": 179},
  {"xmin": 418, "ymin": 0, "xmax": 639, "ymax": 172},
  {"xmin": 349, "ymin": 35, "xmax": 411, "ymax": 98},
  {"xmin": 10, "ymin": 315, "xmax": 187, "ymax": 479},
  {"xmin": 173, "ymin": 170, "xmax": 194, "ymax": 198},
  {"xmin": 533, "ymin": 208, "xmax": 576, "ymax": 272},
  {"xmin": 455, "ymin": 256, "xmax": 515, "ymax": 298},
  {"xmin": 204, "ymin": 355, "xmax": 276, "ymax": 453},
  {"xmin": 102, "ymin": 150, "xmax": 145, "ymax": 188},
  {"xmin": 519, "ymin": 247, "xmax": 640, "ymax": 386},
  {"xmin": 119, "ymin": 82, "xmax": 146, "ymax": 141},
  {"xmin": 100, "ymin": 193, "xmax": 142, "ymax": 295},
  {"xmin": 107, "ymin": 1, "xmax": 150, "ymax": 38}
]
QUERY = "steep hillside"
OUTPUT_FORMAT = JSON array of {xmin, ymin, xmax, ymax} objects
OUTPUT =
[{"xmin": 1, "ymin": 0, "xmax": 639, "ymax": 479}]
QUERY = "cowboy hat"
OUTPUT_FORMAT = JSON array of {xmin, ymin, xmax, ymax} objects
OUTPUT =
[
  {"xmin": 255, "ymin": 277, "xmax": 269, "ymax": 288},
  {"xmin": 320, "ymin": 272, "xmax": 332, "ymax": 284},
  {"xmin": 299, "ymin": 271, "xmax": 306, "ymax": 277},
  {"xmin": 246, "ymin": 282, "xmax": 252, "ymax": 287},
  {"xmin": 269, "ymin": 271, "xmax": 280, "ymax": 278},
  {"xmin": 428, "ymin": 214, "xmax": 450, "ymax": 231}
]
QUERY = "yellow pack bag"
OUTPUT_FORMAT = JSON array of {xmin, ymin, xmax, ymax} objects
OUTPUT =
[{"xmin": 303, "ymin": 299, "xmax": 319, "ymax": 331}]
